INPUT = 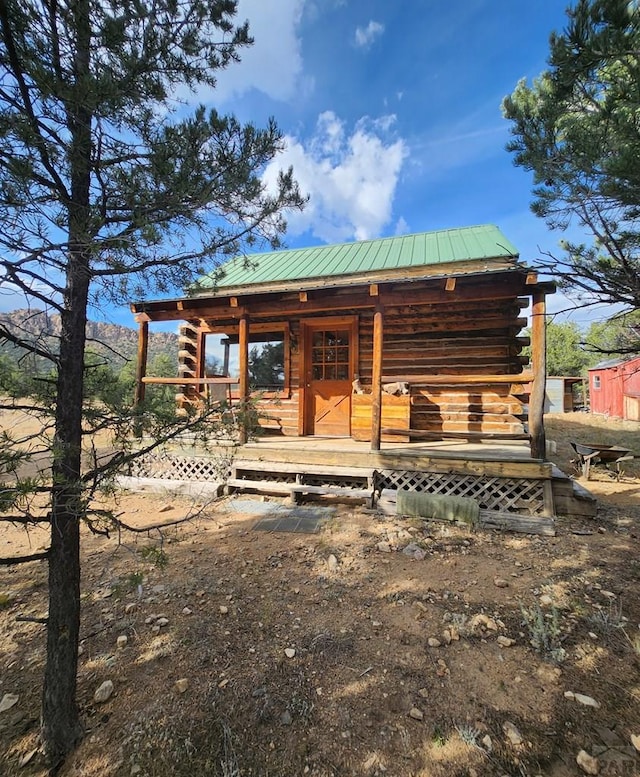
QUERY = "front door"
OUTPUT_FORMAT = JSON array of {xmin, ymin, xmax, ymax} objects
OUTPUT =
[{"xmin": 303, "ymin": 319, "xmax": 355, "ymax": 436}]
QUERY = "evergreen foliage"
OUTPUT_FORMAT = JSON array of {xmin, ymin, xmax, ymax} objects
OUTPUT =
[
  {"xmin": 502, "ymin": 0, "xmax": 640, "ymax": 337},
  {"xmin": 0, "ymin": 0, "xmax": 304, "ymax": 764}
]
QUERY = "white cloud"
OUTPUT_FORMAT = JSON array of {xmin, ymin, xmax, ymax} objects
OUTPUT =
[
  {"xmin": 263, "ymin": 111, "xmax": 407, "ymax": 243},
  {"xmin": 354, "ymin": 20, "xmax": 385, "ymax": 49},
  {"xmin": 202, "ymin": 0, "xmax": 307, "ymax": 103}
]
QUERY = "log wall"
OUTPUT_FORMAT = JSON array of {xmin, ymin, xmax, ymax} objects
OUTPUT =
[{"xmin": 357, "ymin": 299, "xmax": 528, "ymax": 439}]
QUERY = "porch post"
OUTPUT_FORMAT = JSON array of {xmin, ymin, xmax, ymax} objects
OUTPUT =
[
  {"xmin": 529, "ymin": 289, "xmax": 547, "ymax": 459},
  {"xmin": 238, "ymin": 313, "xmax": 250, "ymax": 444},
  {"xmin": 371, "ymin": 304, "xmax": 384, "ymax": 451},
  {"xmin": 134, "ymin": 319, "xmax": 149, "ymax": 408}
]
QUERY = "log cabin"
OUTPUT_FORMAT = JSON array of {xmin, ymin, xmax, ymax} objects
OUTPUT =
[{"xmin": 131, "ymin": 224, "xmax": 552, "ymax": 460}]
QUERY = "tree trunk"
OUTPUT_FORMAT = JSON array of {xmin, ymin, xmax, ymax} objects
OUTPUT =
[{"xmin": 41, "ymin": 0, "xmax": 92, "ymax": 762}]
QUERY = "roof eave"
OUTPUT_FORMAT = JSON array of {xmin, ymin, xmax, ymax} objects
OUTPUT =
[{"xmin": 191, "ymin": 256, "xmax": 525, "ymax": 300}]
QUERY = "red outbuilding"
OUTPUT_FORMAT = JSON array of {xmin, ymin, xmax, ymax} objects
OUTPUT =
[{"xmin": 588, "ymin": 356, "xmax": 640, "ymax": 420}]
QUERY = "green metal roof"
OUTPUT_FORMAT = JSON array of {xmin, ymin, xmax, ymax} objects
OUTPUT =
[{"xmin": 197, "ymin": 224, "xmax": 519, "ymax": 292}]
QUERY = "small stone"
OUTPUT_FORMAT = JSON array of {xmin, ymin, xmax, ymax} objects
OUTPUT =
[
  {"xmin": 427, "ymin": 638, "xmax": 441, "ymax": 648},
  {"xmin": 502, "ymin": 721, "xmax": 523, "ymax": 746},
  {"xmin": 182, "ymin": 607, "xmax": 192, "ymax": 615},
  {"xmin": 280, "ymin": 710, "xmax": 292, "ymax": 726},
  {"xmin": 156, "ymin": 617, "xmax": 169, "ymax": 627},
  {"xmin": 481, "ymin": 734, "xmax": 492, "ymax": 751},
  {"xmin": 158, "ymin": 504, "xmax": 174, "ymax": 513},
  {"xmin": 436, "ymin": 659, "xmax": 449, "ymax": 677},
  {"xmin": 539, "ymin": 594, "xmax": 553, "ymax": 606},
  {"xmin": 175, "ymin": 679, "xmax": 189, "ymax": 694},
  {"xmin": 93, "ymin": 680, "xmax": 114, "ymax": 704},
  {"xmin": 574, "ymin": 693, "xmax": 600, "ymax": 709},
  {"xmin": 497, "ymin": 636, "xmax": 515, "ymax": 647},
  {"xmin": 219, "ymin": 606, "xmax": 229, "ymax": 615},
  {"xmin": 377, "ymin": 541, "xmax": 392, "ymax": 553},
  {"xmin": 0, "ymin": 693, "xmax": 19, "ymax": 713},
  {"xmin": 576, "ymin": 749, "xmax": 599, "ymax": 775},
  {"xmin": 327, "ymin": 554, "xmax": 339, "ymax": 571},
  {"xmin": 601, "ymin": 590, "xmax": 615, "ymax": 599},
  {"xmin": 631, "ymin": 734, "xmax": 640, "ymax": 752},
  {"xmin": 116, "ymin": 635, "xmax": 128, "ymax": 649},
  {"xmin": 493, "ymin": 578, "xmax": 509, "ymax": 588},
  {"xmin": 284, "ymin": 648, "xmax": 296, "ymax": 658},
  {"xmin": 418, "ymin": 688, "xmax": 429, "ymax": 698},
  {"xmin": 408, "ymin": 707, "xmax": 424, "ymax": 720}
]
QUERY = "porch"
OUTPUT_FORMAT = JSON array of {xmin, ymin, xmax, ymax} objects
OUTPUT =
[{"xmin": 123, "ymin": 432, "xmax": 595, "ymax": 530}]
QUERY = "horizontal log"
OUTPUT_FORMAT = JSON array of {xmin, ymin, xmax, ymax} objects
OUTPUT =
[
  {"xmin": 381, "ymin": 373, "xmax": 533, "ymax": 385},
  {"xmin": 478, "ymin": 509, "xmax": 555, "ymax": 536},
  {"xmin": 143, "ymin": 376, "xmax": 237, "ymax": 385},
  {"xmin": 382, "ymin": 427, "xmax": 530, "ymax": 441}
]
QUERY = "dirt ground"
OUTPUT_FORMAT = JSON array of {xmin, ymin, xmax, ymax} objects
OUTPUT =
[{"xmin": 1, "ymin": 412, "xmax": 639, "ymax": 777}]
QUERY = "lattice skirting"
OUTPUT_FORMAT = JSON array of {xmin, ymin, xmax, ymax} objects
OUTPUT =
[
  {"xmin": 377, "ymin": 469, "xmax": 548, "ymax": 516},
  {"xmin": 128, "ymin": 452, "xmax": 231, "ymax": 481}
]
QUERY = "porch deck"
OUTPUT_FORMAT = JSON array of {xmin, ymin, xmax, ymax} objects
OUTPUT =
[{"xmin": 125, "ymin": 432, "xmax": 595, "ymax": 522}]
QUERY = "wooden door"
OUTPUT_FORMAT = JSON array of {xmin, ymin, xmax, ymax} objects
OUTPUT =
[{"xmin": 303, "ymin": 321, "xmax": 355, "ymax": 436}]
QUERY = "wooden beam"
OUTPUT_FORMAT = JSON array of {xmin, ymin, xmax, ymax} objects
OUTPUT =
[
  {"xmin": 525, "ymin": 272, "xmax": 538, "ymax": 285},
  {"xmin": 371, "ymin": 305, "xmax": 384, "ymax": 451},
  {"xmin": 529, "ymin": 291, "xmax": 547, "ymax": 459},
  {"xmin": 134, "ymin": 321, "xmax": 149, "ymax": 436},
  {"xmin": 130, "ymin": 274, "xmax": 533, "ymax": 323},
  {"xmin": 299, "ymin": 291, "xmax": 308, "ymax": 302},
  {"xmin": 369, "ymin": 284, "xmax": 379, "ymax": 296},
  {"xmin": 380, "ymin": 372, "xmax": 534, "ymax": 385},
  {"xmin": 445, "ymin": 277, "xmax": 456, "ymax": 292},
  {"xmin": 238, "ymin": 314, "xmax": 249, "ymax": 444}
]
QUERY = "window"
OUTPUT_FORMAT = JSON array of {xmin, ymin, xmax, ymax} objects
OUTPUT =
[
  {"xmin": 593, "ymin": 375, "xmax": 601, "ymax": 390},
  {"xmin": 204, "ymin": 324, "xmax": 289, "ymax": 397}
]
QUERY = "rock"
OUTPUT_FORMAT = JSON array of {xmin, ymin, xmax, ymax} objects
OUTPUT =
[
  {"xmin": 327, "ymin": 554, "xmax": 339, "ymax": 571},
  {"xmin": 158, "ymin": 504, "xmax": 174, "ymax": 513},
  {"xmin": 427, "ymin": 638, "xmax": 441, "ymax": 648},
  {"xmin": 493, "ymin": 578, "xmax": 509, "ymax": 588},
  {"xmin": 0, "ymin": 694, "xmax": 19, "ymax": 713},
  {"xmin": 539, "ymin": 594, "xmax": 554, "ymax": 606},
  {"xmin": 408, "ymin": 707, "xmax": 424, "ymax": 720},
  {"xmin": 376, "ymin": 541, "xmax": 392, "ymax": 553},
  {"xmin": 94, "ymin": 680, "xmax": 114, "ymax": 704},
  {"xmin": 175, "ymin": 679, "xmax": 189, "ymax": 694},
  {"xmin": 116, "ymin": 635, "xmax": 128, "ymax": 649},
  {"xmin": 576, "ymin": 749, "xmax": 599, "ymax": 775},
  {"xmin": 280, "ymin": 710, "xmax": 292, "ymax": 725},
  {"xmin": 502, "ymin": 721, "xmax": 523, "ymax": 746},
  {"xmin": 182, "ymin": 607, "xmax": 192, "ymax": 615},
  {"xmin": 284, "ymin": 648, "xmax": 296, "ymax": 658},
  {"xmin": 564, "ymin": 691, "xmax": 600, "ymax": 709},
  {"xmin": 469, "ymin": 614, "xmax": 498, "ymax": 634},
  {"xmin": 481, "ymin": 734, "xmax": 492, "ymax": 751},
  {"xmin": 219, "ymin": 606, "xmax": 229, "ymax": 615},
  {"xmin": 497, "ymin": 636, "xmax": 515, "ymax": 647},
  {"xmin": 156, "ymin": 617, "xmax": 169, "ymax": 627},
  {"xmin": 402, "ymin": 542, "xmax": 426, "ymax": 560},
  {"xmin": 631, "ymin": 733, "xmax": 640, "ymax": 752}
]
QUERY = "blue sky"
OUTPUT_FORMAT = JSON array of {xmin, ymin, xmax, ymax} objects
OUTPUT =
[
  {"xmin": 198, "ymin": 0, "xmax": 596, "ymax": 326},
  {"xmin": 6, "ymin": 1, "xmax": 601, "ymax": 329}
]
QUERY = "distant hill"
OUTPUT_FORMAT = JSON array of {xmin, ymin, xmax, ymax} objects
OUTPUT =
[{"xmin": 0, "ymin": 309, "xmax": 179, "ymax": 372}]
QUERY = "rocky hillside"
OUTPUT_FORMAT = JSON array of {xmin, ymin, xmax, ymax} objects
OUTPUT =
[{"xmin": 0, "ymin": 308, "xmax": 179, "ymax": 371}]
